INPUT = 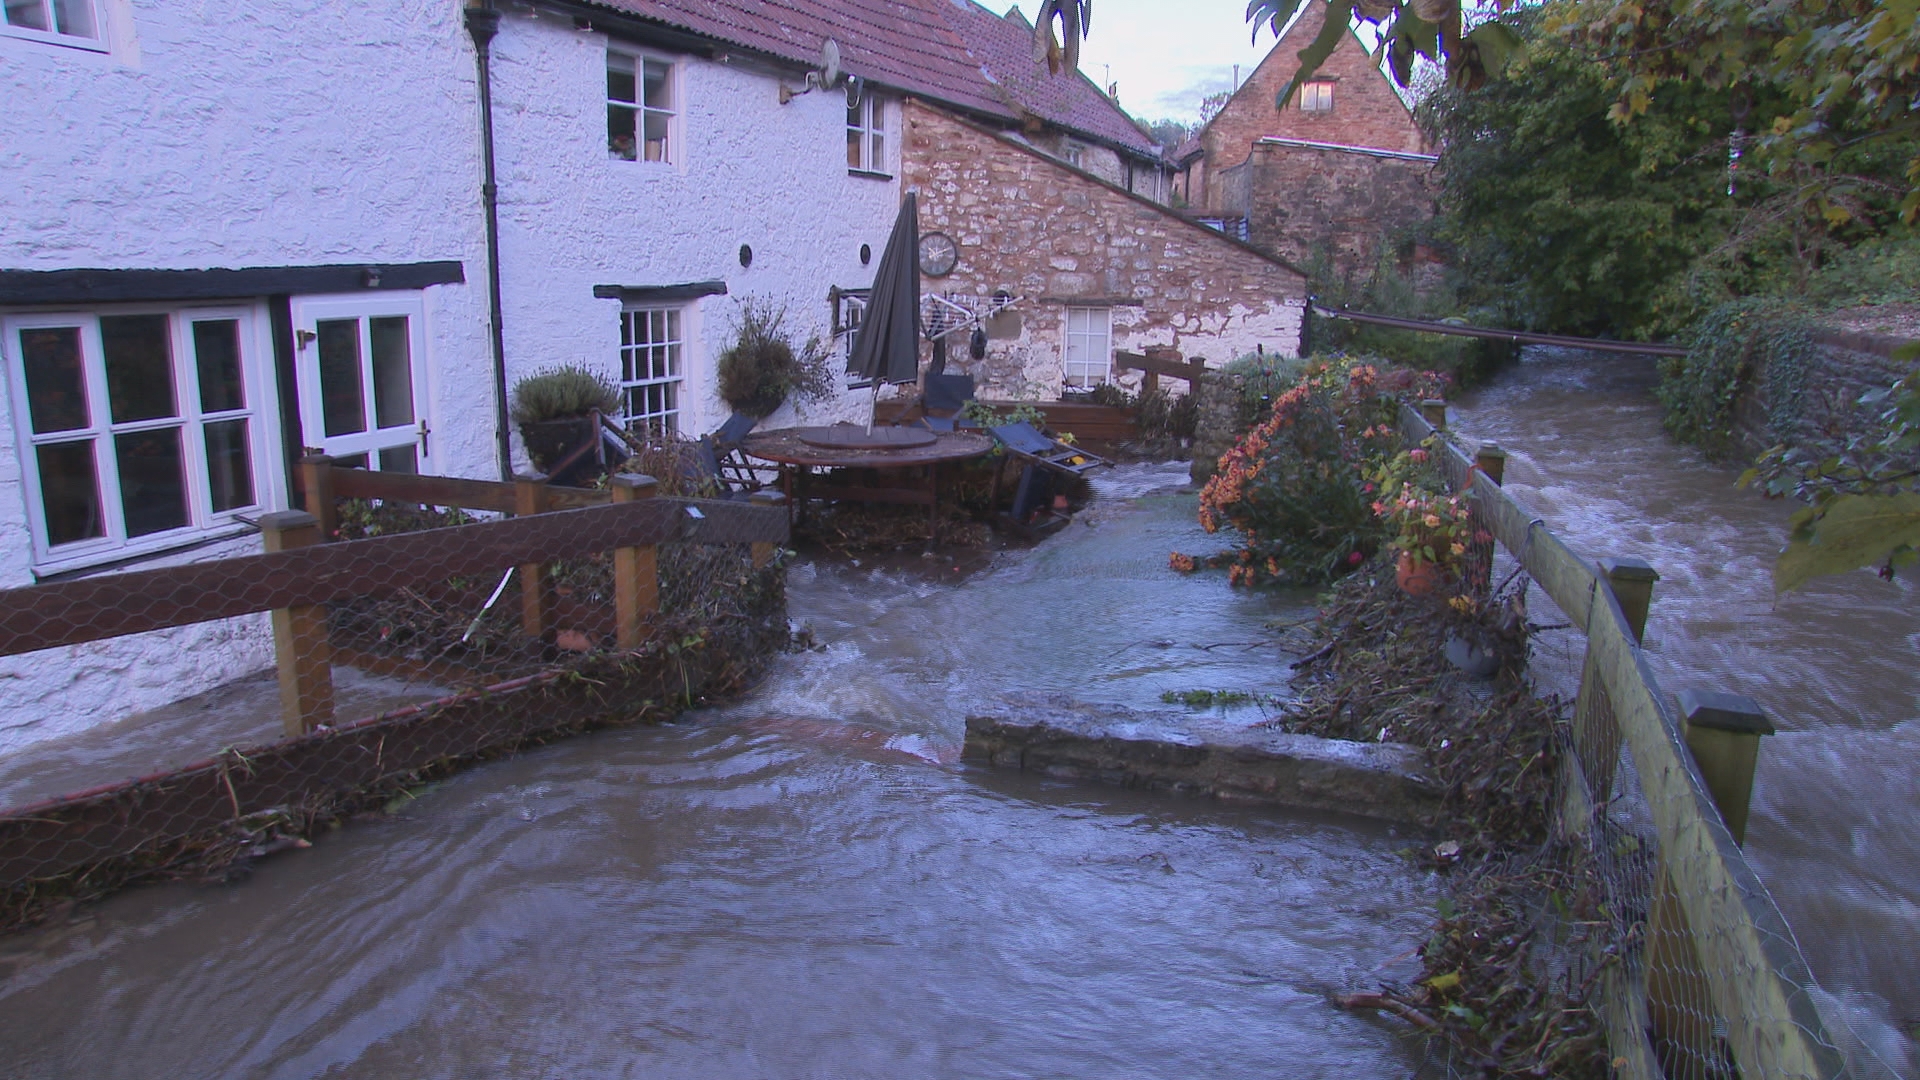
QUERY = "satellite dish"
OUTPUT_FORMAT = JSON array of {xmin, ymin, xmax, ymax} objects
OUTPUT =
[{"xmin": 819, "ymin": 38, "xmax": 842, "ymax": 88}]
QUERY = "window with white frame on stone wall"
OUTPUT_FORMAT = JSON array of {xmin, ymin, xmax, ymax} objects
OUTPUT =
[
  {"xmin": 1, "ymin": 0, "xmax": 99, "ymax": 47},
  {"xmin": 1297, "ymin": 79, "xmax": 1335, "ymax": 112},
  {"xmin": 847, "ymin": 95, "xmax": 887, "ymax": 175},
  {"xmin": 3, "ymin": 308, "xmax": 272, "ymax": 572},
  {"xmin": 619, "ymin": 306, "xmax": 683, "ymax": 436},
  {"xmin": 608, "ymin": 49, "xmax": 675, "ymax": 163},
  {"xmin": 1063, "ymin": 306, "xmax": 1112, "ymax": 387},
  {"xmin": 833, "ymin": 289, "xmax": 870, "ymax": 385}
]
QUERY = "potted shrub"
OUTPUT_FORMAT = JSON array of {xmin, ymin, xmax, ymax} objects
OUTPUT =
[
  {"xmin": 1373, "ymin": 439, "xmax": 1475, "ymax": 597},
  {"xmin": 716, "ymin": 297, "xmax": 836, "ymax": 419},
  {"xmin": 511, "ymin": 364, "xmax": 621, "ymax": 478}
]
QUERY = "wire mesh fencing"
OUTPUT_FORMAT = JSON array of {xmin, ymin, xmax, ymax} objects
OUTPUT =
[
  {"xmin": 0, "ymin": 464, "xmax": 791, "ymax": 930},
  {"xmin": 1400, "ymin": 403, "xmax": 1897, "ymax": 1080}
]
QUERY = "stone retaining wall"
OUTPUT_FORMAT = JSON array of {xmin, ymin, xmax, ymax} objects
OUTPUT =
[
  {"xmin": 964, "ymin": 696, "xmax": 1440, "ymax": 826},
  {"xmin": 1732, "ymin": 325, "xmax": 1917, "ymax": 459}
]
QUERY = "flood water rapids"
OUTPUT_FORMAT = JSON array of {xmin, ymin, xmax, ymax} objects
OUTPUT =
[
  {"xmin": 0, "ymin": 464, "xmax": 1440, "ymax": 1079},
  {"xmin": 1451, "ymin": 348, "xmax": 1918, "ymax": 1070},
  {"xmin": 2, "ymin": 347, "xmax": 1912, "ymax": 1076}
]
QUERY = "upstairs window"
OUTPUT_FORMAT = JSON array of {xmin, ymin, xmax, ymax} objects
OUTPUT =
[
  {"xmin": 1063, "ymin": 142, "xmax": 1085, "ymax": 169},
  {"xmin": 2, "ymin": 0, "xmax": 99, "ymax": 46},
  {"xmin": 609, "ymin": 51, "xmax": 675, "ymax": 163},
  {"xmin": 847, "ymin": 96, "xmax": 886, "ymax": 174},
  {"xmin": 1063, "ymin": 306, "xmax": 1111, "ymax": 388},
  {"xmin": 1298, "ymin": 79, "xmax": 1335, "ymax": 113}
]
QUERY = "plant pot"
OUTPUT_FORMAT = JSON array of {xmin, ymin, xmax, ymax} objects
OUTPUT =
[
  {"xmin": 520, "ymin": 416, "xmax": 600, "ymax": 481},
  {"xmin": 1396, "ymin": 551, "xmax": 1446, "ymax": 598}
]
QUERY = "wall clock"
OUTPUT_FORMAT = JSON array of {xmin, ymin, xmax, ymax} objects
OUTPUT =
[{"xmin": 918, "ymin": 231, "xmax": 958, "ymax": 277}]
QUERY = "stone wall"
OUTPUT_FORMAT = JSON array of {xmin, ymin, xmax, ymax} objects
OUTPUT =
[
  {"xmin": 1189, "ymin": 370, "xmax": 1247, "ymax": 485},
  {"xmin": 901, "ymin": 102, "xmax": 1306, "ymax": 400},
  {"xmin": 1732, "ymin": 326, "xmax": 1919, "ymax": 460},
  {"xmin": 1228, "ymin": 140, "xmax": 1438, "ymax": 277}
]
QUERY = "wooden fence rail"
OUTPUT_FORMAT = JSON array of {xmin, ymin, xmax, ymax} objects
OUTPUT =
[{"xmin": 1399, "ymin": 404, "xmax": 1847, "ymax": 1078}]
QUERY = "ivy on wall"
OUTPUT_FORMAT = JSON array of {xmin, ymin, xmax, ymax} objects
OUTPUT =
[{"xmin": 1657, "ymin": 300, "xmax": 1817, "ymax": 456}]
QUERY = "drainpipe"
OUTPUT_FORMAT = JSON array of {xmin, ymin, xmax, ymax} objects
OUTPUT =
[{"xmin": 465, "ymin": 3, "xmax": 514, "ymax": 481}]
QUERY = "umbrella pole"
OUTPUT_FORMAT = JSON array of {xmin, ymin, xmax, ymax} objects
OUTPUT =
[{"xmin": 866, "ymin": 378, "xmax": 881, "ymax": 436}]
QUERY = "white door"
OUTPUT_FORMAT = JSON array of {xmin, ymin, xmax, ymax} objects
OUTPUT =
[{"xmin": 291, "ymin": 295, "xmax": 432, "ymax": 473}]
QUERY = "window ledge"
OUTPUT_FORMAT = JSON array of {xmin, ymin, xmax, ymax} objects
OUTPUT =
[
  {"xmin": 0, "ymin": 24, "xmax": 108, "ymax": 53},
  {"xmin": 31, "ymin": 521, "xmax": 262, "ymax": 583},
  {"xmin": 847, "ymin": 168, "xmax": 893, "ymax": 181}
]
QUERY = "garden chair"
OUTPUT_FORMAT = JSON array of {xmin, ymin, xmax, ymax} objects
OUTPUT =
[{"xmin": 987, "ymin": 421, "xmax": 1110, "ymax": 478}]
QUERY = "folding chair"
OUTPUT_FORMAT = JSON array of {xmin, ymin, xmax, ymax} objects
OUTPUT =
[{"xmin": 987, "ymin": 421, "xmax": 1111, "ymax": 477}]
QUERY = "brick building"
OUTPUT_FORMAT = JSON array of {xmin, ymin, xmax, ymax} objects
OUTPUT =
[{"xmin": 1175, "ymin": 3, "xmax": 1437, "ymax": 277}]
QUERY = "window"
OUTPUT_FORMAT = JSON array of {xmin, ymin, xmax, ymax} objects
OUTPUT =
[
  {"xmin": 291, "ymin": 295, "xmax": 431, "ymax": 474},
  {"xmin": 1063, "ymin": 142, "xmax": 1085, "ymax": 169},
  {"xmin": 833, "ymin": 289, "xmax": 870, "ymax": 386},
  {"xmin": 1298, "ymin": 79, "xmax": 1335, "ymax": 112},
  {"xmin": 609, "ymin": 51, "xmax": 674, "ymax": 163},
  {"xmin": 1, "ymin": 0, "xmax": 98, "ymax": 45},
  {"xmin": 4, "ymin": 308, "xmax": 268, "ymax": 568},
  {"xmin": 620, "ymin": 307, "xmax": 683, "ymax": 436},
  {"xmin": 847, "ymin": 96, "xmax": 886, "ymax": 174},
  {"xmin": 1063, "ymin": 307, "xmax": 1111, "ymax": 388}
]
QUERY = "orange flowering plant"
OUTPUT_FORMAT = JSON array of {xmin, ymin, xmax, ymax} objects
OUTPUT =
[
  {"xmin": 1372, "ymin": 438, "xmax": 1474, "ymax": 570},
  {"xmin": 1173, "ymin": 356, "xmax": 1447, "ymax": 587}
]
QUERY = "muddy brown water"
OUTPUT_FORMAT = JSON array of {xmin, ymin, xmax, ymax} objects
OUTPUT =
[
  {"xmin": 1453, "ymin": 348, "xmax": 1919, "ymax": 1070},
  {"xmin": 0, "ymin": 463, "xmax": 1438, "ymax": 1079}
]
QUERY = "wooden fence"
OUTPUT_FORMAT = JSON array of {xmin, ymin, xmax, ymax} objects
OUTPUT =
[
  {"xmin": 1403, "ymin": 402, "xmax": 1852, "ymax": 1079},
  {"xmin": 4, "ymin": 461, "xmax": 788, "ymax": 739}
]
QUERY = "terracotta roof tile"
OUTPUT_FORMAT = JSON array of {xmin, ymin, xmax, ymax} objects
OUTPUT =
[{"xmin": 578, "ymin": 0, "xmax": 1158, "ymax": 156}]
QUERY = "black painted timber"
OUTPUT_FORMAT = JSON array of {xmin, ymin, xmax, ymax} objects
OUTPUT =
[{"xmin": 0, "ymin": 262, "xmax": 466, "ymax": 305}]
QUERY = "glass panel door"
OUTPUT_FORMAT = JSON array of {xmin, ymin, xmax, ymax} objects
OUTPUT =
[{"xmin": 291, "ymin": 295, "xmax": 431, "ymax": 473}]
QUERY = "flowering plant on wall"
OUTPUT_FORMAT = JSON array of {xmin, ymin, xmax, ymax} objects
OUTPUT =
[
  {"xmin": 1373, "ymin": 442, "xmax": 1474, "ymax": 569},
  {"xmin": 1171, "ymin": 355, "xmax": 1447, "ymax": 587}
]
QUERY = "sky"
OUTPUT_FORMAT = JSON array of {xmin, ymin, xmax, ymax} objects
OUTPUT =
[{"xmin": 1048, "ymin": 0, "xmax": 1295, "ymax": 124}]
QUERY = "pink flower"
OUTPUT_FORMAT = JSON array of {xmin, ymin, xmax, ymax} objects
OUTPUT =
[
  {"xmin": 1347, "ymin": 551, "xmax": 1364, "ymax": 566},
  {"xmin": 1409, "ymin": 448, "xmax": 1428, "ymax": 464}
]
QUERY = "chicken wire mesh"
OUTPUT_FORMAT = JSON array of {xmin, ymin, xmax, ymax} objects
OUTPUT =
[
  {"xmin": 0, "ymin": 471, "xmax": 791, "ymax": 930},
  {"xmin": 1401, "ymin": 405, "xmax": 1898, "ymax": 1080}
]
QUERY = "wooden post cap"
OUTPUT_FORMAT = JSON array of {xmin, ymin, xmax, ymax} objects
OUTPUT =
[
  {"xmin": 1474, "ymin": 442, "xmax": 1507, "ymax": 462},
  {"xmin": 610, "ymin": 473, "xmax": 659, "ymax": 497},
  {"xmin": 258, "ymin": 510, "xmax": 320, "ymax": 532},
  {"xmin": 1598, "ymin": 556, "xmax": 1659, "ymax": 583},
  {"xmin": 1679, "ymin": 689, "xmax": 1776, "ymax": 736}
]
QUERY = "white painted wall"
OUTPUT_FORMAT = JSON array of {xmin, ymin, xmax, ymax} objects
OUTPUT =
[
  {"xmin": 0, "ymin": 0, "xmax": 490, "ymax": 755},
  {"xmin": 486, "ymin": 13, "xmax": 901, "ymax": 448}
]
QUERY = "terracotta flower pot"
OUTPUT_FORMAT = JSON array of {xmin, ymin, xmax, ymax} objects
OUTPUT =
[{"xmin": 1396, "ymin": 551, "xmax": 1445, "ymax": 598}]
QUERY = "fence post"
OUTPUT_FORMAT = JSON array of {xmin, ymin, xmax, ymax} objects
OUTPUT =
[
  {"xmin": 515, "ymin": 472, "xmax": 549, "ymax": 639},
  {"xmin": 1420, "ymin": 399, "xmax": 1447, "ymax": 431},
  {"xmin": 1572, "ymin": 557, "xmax": 1659, "ymax": 802},
  {"xmin": 297, "ymin": 455, "xmax": 337, "ymax": 540},
  {"xmin": 260, "ymin": 510, "xmax": 333, "ymax": 737},
  {"xmin": 1473, "ymin": 442, "xmax": 1507, "ymax": 487},
  {"xmin": 748, "ymin": 490, "xmax": 786, "ymax": 568},
  {"xmin": 610, "ymin": 473, "xmax": 660, "ymax": 651},
  {"xmin": 1678, "ymin": 689, "xmax": 1775, "ymax": 847},
  {"xmin": 1645, "ymin": 692, "xmax": 1777, "ymax": 1070}
]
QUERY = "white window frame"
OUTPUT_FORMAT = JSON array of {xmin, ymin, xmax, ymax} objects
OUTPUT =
[
  {"xmin": 0, "ymin": 0, "xmax": 105, "ymax": 51},
  {"xmin": 1063, "ymin": 141, "xmax": 1085, "ymax": 169},
  {"xmin": 608, "ymin": 48, "xmax": 677, "ymax": 164},
  {"xmin": 834, "ymin": 289, "xmax": 870, "ymax": 386},
  {"xmin": 3, "ymin": 305, "xmax": 276, "ymax": 572},
  {"xmin": 619, "ymin": 305, "xmax": 684, "ymax": 436},
  {"xmin": 1299, "ymin": 79, "xmax": 1335, "ymax": 113},
  {"xmin": 1063, "ymin": 306, "xmax": 1112, "ymax": 388},
  {"xmin": 847, "ymin": 95, "xmax": 887, "ymax": 175},
  {"xmin": 291, "ymin": 293, "xmax": 434, "ymax": 475}
]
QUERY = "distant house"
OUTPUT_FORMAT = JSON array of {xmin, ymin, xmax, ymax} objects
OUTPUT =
[
  {"xmin": 0, "ymin": 0, "xmax": 1302, "ymax": 752},
  {"xmin": 1175, "ymin": 2, "xmax": 1438, "ymax": 278}
]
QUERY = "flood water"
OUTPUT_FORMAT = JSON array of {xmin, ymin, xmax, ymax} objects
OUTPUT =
[
  {"xmin": 0, "ymin": 463, "xmax": 1437, "ymax": 1079},
  {"xmin": 1453, "ymin": 349, "xmax": 1920, "ymax": 1070}
]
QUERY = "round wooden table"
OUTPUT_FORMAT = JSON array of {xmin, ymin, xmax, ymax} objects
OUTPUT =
[{"xmin": 739, "ymin": 426, "xmax": 994, "ymax": 542}]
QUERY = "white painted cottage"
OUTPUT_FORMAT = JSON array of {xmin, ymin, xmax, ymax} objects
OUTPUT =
[{"xmin": 0, "ymin": 0, "xmax": 1202, "ymax": 753}]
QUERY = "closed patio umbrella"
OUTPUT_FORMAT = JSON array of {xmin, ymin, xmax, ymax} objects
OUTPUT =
[{"xmin": 847, "ymin": 192, "xmax": 923, "ymax": 430}]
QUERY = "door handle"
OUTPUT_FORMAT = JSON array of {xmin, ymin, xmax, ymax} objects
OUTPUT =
[{"xmin": 417, "ymin": 418, "xmax": 431, "ymax": 458}]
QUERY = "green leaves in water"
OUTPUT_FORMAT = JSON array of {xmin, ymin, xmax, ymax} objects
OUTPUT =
[{"xmin": 1159, "ymin": 688, "xmax": 1281, "ymax": 709}]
